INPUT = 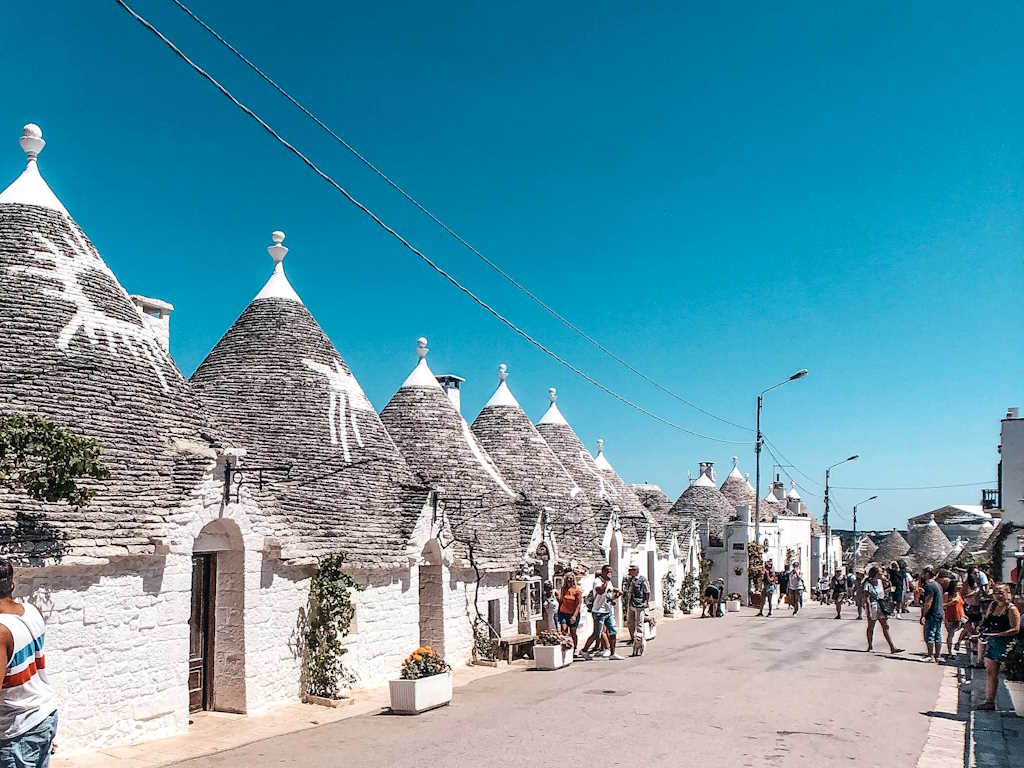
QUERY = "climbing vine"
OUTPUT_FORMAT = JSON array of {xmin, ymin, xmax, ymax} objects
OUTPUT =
[
  {"xmin": 303, "ymin": 553, "xmax": 365, "ymax": 699},
  {"xmin": 678, "ymin": 572, "xmax": 699, "ymax": 614}
]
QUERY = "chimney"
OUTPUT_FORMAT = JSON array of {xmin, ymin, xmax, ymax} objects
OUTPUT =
[
  {"xmin": 436, "ymin": 374, "xmax": 465, "ymax": 414},
  {"xmin": 129, "ymin": 295, "xmax": 173, "ymax": 351},
  {"xmin": 698, "ymin": 461, "xmax": 716, "ymax": 483},
  {"xmin": 1008, "ymin": 407, "xmax": 1020, "ymax": 419}
]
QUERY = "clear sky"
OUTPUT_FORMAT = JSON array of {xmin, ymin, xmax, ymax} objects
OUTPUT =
[{"xmin": 4, "ymin": 2, "xmax": 1022, "ymax": 530}]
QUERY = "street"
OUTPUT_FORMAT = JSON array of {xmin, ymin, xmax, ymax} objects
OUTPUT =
[{"xmin": 170, "ymin": 602, "xmax": 945, "ymax": 768}]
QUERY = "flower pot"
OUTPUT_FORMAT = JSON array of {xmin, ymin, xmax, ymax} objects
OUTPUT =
[
  {"xmin": 726, "ymin": 599, "xmax": 741, "ymax": 613},
  {"xmin": 534, "ymin": 644, "xmax": 573, "ymax": 670},
  {"xmin": 388, "ymin": 671, "xmax": 452, "ymax": 714},
  {"xmin": 1004, "ymin": 679, "xmax": 1024, "ymax": 717}
]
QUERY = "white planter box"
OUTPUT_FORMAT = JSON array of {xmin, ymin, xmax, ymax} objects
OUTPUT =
[
  {"xmin": 644, "ymin": 622, "xmax": 657, "ymax": 640},
  {"xmin": 726, "ymin": 599, "xmax": 741, "ymax": 613},
  {"xmin": 388, "ymin": 671, "xmax": 452, "ymax": 714},
  {"xmin": 1004, "ymin": 679, "xmax": 1024, "ymax": 717},
  {"xmin": 534, "ymin": 645, "xmax": 573, "ymax": 670}
]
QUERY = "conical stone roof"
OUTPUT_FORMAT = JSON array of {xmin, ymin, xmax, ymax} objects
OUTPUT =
[
  {"xmin": 910, "ymin": 516, "xmax": 953, "ymax": 570},
  {"xmin": 593, "ymin": 439, "xmax": 652, "ymax": 547},
  {"xmin": 848, "ymin": 535, "xmax": 878, "ymax": 569},
  {"xmin": 0, "ymin": 124, "xmax": 222, "ymax": 562},
  {"xmin": 190, "ymin": 234, "xmax": 427, "ymax": 565},
  {"xmin": 667, "ymin": 465, "xmax": 735, "ymax": 547},
  {"xmin": 380, "ymin": 340, "xmax": 522, "ymax": 570},
  {"xmin": 535, "ymin": 389, "xmax": 618, "ymax": 541},
  {"xmin": 720, "ymin": 457, "xmax": 756, "ymax": 512},
  {"xmin": 631, "ymin": 483, "xmax": 677, "ymax": 556},
  {"xmin": 470, "ymin": 365, "xmax": 602, "ymax": 565},
  {"xmin": 968, "ymin": 521, "xmax": 995, "ymax": 550},
  {"xmin": 874, "ymin": 529, "xmax": 911, "ymax": 565}
]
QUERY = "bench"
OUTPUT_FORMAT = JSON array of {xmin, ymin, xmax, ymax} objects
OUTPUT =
[{"xmin": 498, "ymin": 633, "xmax": 534, "ymax": 663}]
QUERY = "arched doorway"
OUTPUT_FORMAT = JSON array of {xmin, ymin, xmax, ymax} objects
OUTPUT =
[
  {"xmin": 191, "ymin": 519, "xmax": 246, "ymax": 714},
  {"xmin": 418, "ymin": 539, "xmax": 445, "ymax": 657}
]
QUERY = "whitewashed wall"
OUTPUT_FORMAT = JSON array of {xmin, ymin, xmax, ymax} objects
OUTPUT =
[{"xmin": 442, "ymin": 568, "xmax": 512, "ymax": 665}]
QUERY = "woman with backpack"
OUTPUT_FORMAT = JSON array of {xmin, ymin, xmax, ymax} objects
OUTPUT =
[{"xmin": 864, "ymin": 566, "xmax": 903, "ymax": 655}]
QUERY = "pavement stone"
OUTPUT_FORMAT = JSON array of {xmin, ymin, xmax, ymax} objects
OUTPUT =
[{"xmin": 967, "ymin": 667, "xmax": 1024, "ymax": 768}]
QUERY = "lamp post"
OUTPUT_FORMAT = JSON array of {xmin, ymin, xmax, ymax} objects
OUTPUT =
[
  {"xmin": 851, "ymin": 495, "xmax": 879, "ymax": 572},
  {"xmin": 754, "ymin": 369, "xmax": 808, "ymax": 547},
  {"xmin": 824, "ymin": 455, "xmax": 859, "ymax": 577}
]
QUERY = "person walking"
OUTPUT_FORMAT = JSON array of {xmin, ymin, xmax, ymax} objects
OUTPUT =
[
  {"xmin": 778, "ymin": 565, "xmax": 791, "ymax": 609},
  {"xmin": 864, "ymin": 566, "xmax": 903, "ymax": 655},
  {"xmin": 758, "ymin": 561, "xmax": 776, "ymax": 617},
  {"xmin": 919, "ymin": 567, "xmax": 944, "ymax": 663},
  {"xmin": 581, "ymin": 565, "xmax": 623, "ymax": 660},
  {"xmin": 942, "ymin": 577, "xmax": 965, "ymax": 659},
  {"xmin": 788, "ymin": 566, "xmax": 804, "ymax": 615},
  {"xmin": 831, "ymin": 571, "xmax": 846, "ymax": 619},
  {"xmin": 976, "ymin": 584, "xmax": 1021, "ymax": 710},
  {"xmin": 854, "ymin": 569, "xmax": 866, "ymax": 620},
  {"xmin": 556, "ymin": 573, "xmax": 583, "ymax": 653},
  {"xmin": 625, "ymin": 565, "xmax": 650, "ymax": 657},
  {"xmin": 619, "ymin": 569, "xmax": 635, "ymax": 643},
  {"xmin": 0, "ymin": 558, "xmax": 58, "ymax": 767}
]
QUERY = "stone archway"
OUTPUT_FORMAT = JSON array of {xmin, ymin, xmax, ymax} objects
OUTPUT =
[
  {"xmin": 418, "ymin": 538, "xmax": 445, "ymax": 657},
  {"xmin": 192, "ymin": 519, "xmax": 246, "ymax": 714}
]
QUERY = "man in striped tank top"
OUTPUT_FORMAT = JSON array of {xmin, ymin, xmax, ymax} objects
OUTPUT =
[{"xmin": 0, "ymin": 559, "xmax": 57, "ymax": 767}]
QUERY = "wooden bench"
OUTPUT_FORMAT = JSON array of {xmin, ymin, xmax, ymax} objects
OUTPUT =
[{"xmin": 498, "ymin": 633, "xmax": 534, "ymax": 663}]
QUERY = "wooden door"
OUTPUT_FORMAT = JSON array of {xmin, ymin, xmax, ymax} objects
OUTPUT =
[{"xmin": 188, "ymin": 554, "xmax": 216, "ymax": 713}]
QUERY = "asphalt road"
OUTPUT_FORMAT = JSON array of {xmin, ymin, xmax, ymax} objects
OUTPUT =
[{"xmin": 172, "ymin": 601, "xmax": 943, "ymax": 768}]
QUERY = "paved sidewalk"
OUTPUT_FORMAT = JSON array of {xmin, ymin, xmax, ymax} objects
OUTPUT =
[
  {"xmin": 916, "ymin": 661, "xmax": 969, "ymax": 768},
  {"xmin": 968, "ymin": 669, "xmax": 1024, "ymax": 768}
]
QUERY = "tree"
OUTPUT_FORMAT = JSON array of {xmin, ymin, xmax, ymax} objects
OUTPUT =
[{"xmin": 0, "ymin": 413, "xmax": 109, "ymax": 506}]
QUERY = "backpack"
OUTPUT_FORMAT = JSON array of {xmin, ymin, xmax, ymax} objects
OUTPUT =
[{"xmin": 584, "ymin": 589, "xmax": 596, "ymax": 611}]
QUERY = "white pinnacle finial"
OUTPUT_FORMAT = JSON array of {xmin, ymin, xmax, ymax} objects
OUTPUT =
[
  {"xmin": 597, "ymin": 438, "xmax": 604, "ymax": 454},
  {"xmin": 498, "ymin": 363, "xmax": 508, "ymax": 382},
  {"xmin": 268, "ymin": 231, "xmax": 288, "ymax": 264},
  {"xmin": 20, "ymin": 124, "xmax": 44, "ymax": 163},
  {"xmin": 548, "ymin": 387, "xmax": 557, "ymax": 403},
  {"xmin": 417, "ymin": 337, "xmax": 428, "ymax": 359},
  {"xmin": 732, "ymin": 456, "xmax": 738, "ymax": 468}
]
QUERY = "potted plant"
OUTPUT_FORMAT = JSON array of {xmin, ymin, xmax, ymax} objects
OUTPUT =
[
  {"xmin": 1001, "ymin": 639, "xmax": 1024, "ymax": 716},
  {"xmin": 662, "ymin": 572, "xmax": 677, "ymax": 617},
  {"xmin": 726, "ymin": 592, "xmax": 742, "ymax": 612},
  {"xmin": 678, "ymin": 573, "xmax": 699, "ymax": 615},
  {"xmin": 643, "ymin": 612, "xmax": 658, "ymax": 640},
  {"xmin": 389, "ymin": 646, "xmax": 452, "ymax": 714},
  {"xmin": 534, "ymin": 630, "xmax": 574, "ymax": 670},
  {"xmin": 471, "ymin": 617, "xmax": 500, "ymax": 667}
]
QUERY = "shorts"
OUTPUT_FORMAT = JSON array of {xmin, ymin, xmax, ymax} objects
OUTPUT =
[
  {"xmin": 556, "ymin": 611, "xmax": 579, "ymax": 629},
  {"xmin": 923, "ymin": 615, "xmax": 942, "ymax": 645},
  {"xmin": 0, "ymin": 710, "xmax": 58, "ymax": 768},
  {"xmin": 986, "ymin": 636, "xmax": 1010, "ymax": 662},
  {"xmin": 591, "ymin": 612, "xmax": 616, "ymax": 639}
]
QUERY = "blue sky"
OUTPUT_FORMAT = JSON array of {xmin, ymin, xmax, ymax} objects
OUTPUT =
[{"xmin": 4, "ymin": 2, "xmax": 1022, "ymax": 530}]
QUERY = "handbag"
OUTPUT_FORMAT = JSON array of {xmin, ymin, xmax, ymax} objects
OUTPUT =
[{"xmin": 879, "ymin": 596, "xmax": 895, "ymax": 616}]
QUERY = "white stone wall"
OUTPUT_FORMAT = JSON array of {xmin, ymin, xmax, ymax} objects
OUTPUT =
[
  {"xmin": 343, "ymin": 568, "xmax": 420, "ymax": 689},
  {"xmin": 443, "ymin": 568, "xmax": 512, "ymax": 665},
  {"xmin": 15, "ymin": 555, "xmax": 192, "ymax": 753}
]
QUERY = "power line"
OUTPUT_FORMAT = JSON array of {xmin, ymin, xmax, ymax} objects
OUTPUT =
[
  {"xmin": 115, "ymin": 0, "xmax": 749, "ymax": 446},
  {"xmin": 168, "ymin": 0, "xmax": 752, "ymax": 435},
  {"xmin": 831, "ymin": 481, "xmax": 994, "ymax": 491}
]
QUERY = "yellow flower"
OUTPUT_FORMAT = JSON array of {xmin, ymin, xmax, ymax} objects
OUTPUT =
[{"xmin": 423, "ymin": 646, "xmax": 433, "ymax": 655}]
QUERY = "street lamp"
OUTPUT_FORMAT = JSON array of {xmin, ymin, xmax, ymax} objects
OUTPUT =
[
  {"xmin": 754, "ymin": 369, "xmax": 808, "ymax": 546},
  {"xmin": 850, "ymin": 495, "xmax": 879, "ymax": 572},
  {"xmin": 824, "ymin": 454, "xmax": 859, "ymax": 577}
]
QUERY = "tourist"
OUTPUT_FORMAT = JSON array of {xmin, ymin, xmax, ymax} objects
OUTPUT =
[
  {"xmin": 942, "ymin": 576, "xmax": 965, "ymax": 659},
  {"xmin": 0, "ymin": 558, "xmax": 58, "ymax": 767},
  {"xmin": 581, "ymin": 565, "xmax": 622, "ymax": 660},
  {"xmin": 702, "ymin": 579, "xmax": 721, "ymax": 618},
  {"xmin": 854, "ymin": 569, "xmax": 866, "ymax": 620},
  {"xmin": 890, "ymin": 562, "xmax": 905, "ymax": 618},
  {"xmin": 788, "ymin": 566, "xmax": 804, "ymax": 615},
  {"xmin": 556, "ymin": 573, "xmax": 583, "ymax": 652},
  {"xmin": 831, "ymin": 570, "xmax": 846, "ymax": 619},
  {"xmin": 976, "ymin": 584, "xmax": 1021, "ymax": 710},
  {"xmin": 898, "ymin": 560, "xmax": 913, "ymax": 614},
  {"xmin": 864, "ymin": 566, "xmax": 902, "ymax": 655},
  {"xmin": 919, "ymin": 567, "xmax": 944, "ymax": 663},
  {"xmin": 778, "ymin": 564, "xmax": 791, "ymax": 609},
  {"xmin": 957, "ymin": 570, "xmax": 985, "ymax": 653},
  {"xmin": 758, "ymin": 560, "xmax": 776, "ymax": 617},
  {"xmin": 619, "ymin": 569, "xmax": 635, "ymax": 642},
  {"xmin": 625, "ymin": 565, "xmax": 650, "ymax": 657}
]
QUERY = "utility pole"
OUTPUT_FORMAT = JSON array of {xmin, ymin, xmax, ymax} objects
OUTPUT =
[
  {"xmin": 824, "ymin": 455, "xmax": 859, "ymax": 578},
  {"xmin": 851, "ymin": 496, "xmax": 879, "ymax": 572},
  {"xmin": 754, "ymin": 370, "xmax": 808, "ymax": 549}
]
